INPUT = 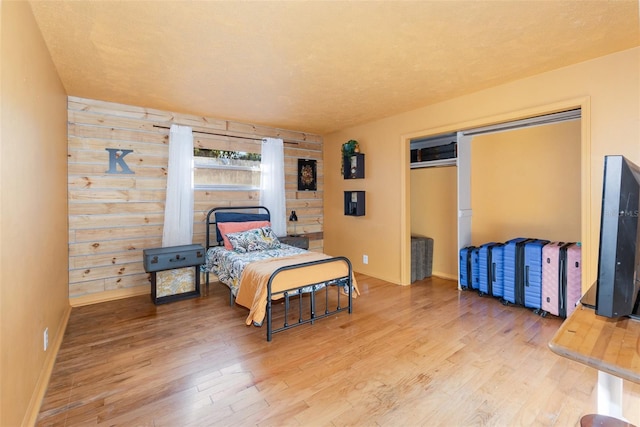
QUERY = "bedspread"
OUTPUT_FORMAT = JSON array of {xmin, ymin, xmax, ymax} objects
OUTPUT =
[
  {"xmin": 204, "ymin": 244, "xmax": 307, "ymax": 295},
  {"xmin": 235, "ymin": 252, "xmax": 360, "ymax": 326}
]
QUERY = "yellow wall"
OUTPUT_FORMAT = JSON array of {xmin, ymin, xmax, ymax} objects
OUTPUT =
[
  {"xmin": 410, "ymin": 166, "xmax": 457, "ymax": 280},
  {"xmin": 1, "ymin": 2, "xmax": 70, "ymax": 426},
  {"xmin": 471, "ymin": 120, "xmax": 582, "ymax": 244},
  {"xmin": 324, "ymin": 125, "xmax": 407, "ymax": 284},
  {"xmin": 324, "ymin": 47, "xmax": 639, "ymax": 289}
]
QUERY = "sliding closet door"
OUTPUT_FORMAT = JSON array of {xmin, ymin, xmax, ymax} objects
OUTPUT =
[{"xmin": 456, "ymin": 132, "xmax": 473, "ymax": 288}]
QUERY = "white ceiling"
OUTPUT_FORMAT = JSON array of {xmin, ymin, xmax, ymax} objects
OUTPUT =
[{"xmin": 29, "ymin": 1, "xmax": 640, "ymax": 135}]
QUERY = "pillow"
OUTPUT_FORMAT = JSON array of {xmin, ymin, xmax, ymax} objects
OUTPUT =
[
  {"xmin": 226, "ymin": 226, "xmax": 281, "ymax": 253},
  {"xmin": 214, "ymin": 212, "xmax": 270, "ymax": 242},
  {"xmin": 217, "ymin": 220, "xmax": 271, "ymax": 250}
]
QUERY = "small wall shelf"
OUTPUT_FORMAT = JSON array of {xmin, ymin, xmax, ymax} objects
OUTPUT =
[
  {"xmin": 344, "ymin": 191, "xmax": 365, "ymax": 216},
  {"xmin": 343, "ymin": 153, "xmax": 365, "ymax": 179}
]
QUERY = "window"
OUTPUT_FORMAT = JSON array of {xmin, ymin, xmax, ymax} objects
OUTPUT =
[{"xmin": 193, "ymin": 148, "xmax": 261, "ymax": 190}]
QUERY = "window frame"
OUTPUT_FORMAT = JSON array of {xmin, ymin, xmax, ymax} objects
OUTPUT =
[{"xmin": 193, "ymin": 149, "xmax": 261, "ymax": 191}]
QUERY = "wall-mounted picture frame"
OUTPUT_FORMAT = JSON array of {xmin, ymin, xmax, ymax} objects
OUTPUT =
[{"xmin": 297, "ymin": 159, "xmax": 317, "ymax": 191}]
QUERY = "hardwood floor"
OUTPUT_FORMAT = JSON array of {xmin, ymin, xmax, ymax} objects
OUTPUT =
[{"xmin": 37, "ymin": 275, "xmax": 640, "ymax": 426}]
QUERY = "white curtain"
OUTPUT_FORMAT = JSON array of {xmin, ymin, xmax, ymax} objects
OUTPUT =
[
  {"xmin": 162, "ymin": 124, "xmax": 194, "ymax": 247},
  {"xmin": 260, "ymin": 138, "xmax": 286, "ymax": 237}
]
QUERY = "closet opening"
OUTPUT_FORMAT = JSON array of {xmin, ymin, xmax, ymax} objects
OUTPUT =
[{"xmin": 408, "ymin": 107, "xmax": 584, "ymax": 288}]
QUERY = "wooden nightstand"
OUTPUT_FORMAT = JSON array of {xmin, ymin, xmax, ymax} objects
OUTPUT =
[{"xmin": 279, "ymin": 235, "xmax": 309, "ymax": 250}]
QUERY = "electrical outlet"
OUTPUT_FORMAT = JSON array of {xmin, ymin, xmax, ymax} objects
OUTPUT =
[
  {"xmin": 43, "ymin": 328, "xmax": 48, "ymax": 351},
  {"xmin": 363, "ymin": 254, "xmax": 368, "ymax": 264}
]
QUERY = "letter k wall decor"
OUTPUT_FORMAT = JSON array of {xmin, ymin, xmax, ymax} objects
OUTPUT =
[{"xmin": 105, "ymin": 148, "xmax": 135, "ymax": 174}]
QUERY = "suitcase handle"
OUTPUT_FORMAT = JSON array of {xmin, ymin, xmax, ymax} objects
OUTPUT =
[
  {"xmin": 492, "ymin": 262, "xmax": 496, "ymax": 282},
  {"xmin": 525, "ymin": 265, "xmax": 529, "ymax": 287},
  {"xmin": 559, "ymin": 258, "xmax": 566, "ymax": 311}
]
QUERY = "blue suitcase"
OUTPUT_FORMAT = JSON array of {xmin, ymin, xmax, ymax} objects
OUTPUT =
[
  {"xmin": 503, "ymin": 238, "xmax": 534, "ymax": 305},
  {"xmin": 478, "ymin": 242, "xmax": 503, "ymax": 297},
  {"xmin": 491, "ymin": 245, "xmax": 505, "ymax": 298},
  {"xmin": 523, "ymin": 239, "xmax": 550, "ymax": 310},
  {"xmin": 459, "ymin": 246, "xmax": 476, "ymax": 290},
  {"xmin": 470, "ymin": 247, "xmax": 480, "ymax": 290}
]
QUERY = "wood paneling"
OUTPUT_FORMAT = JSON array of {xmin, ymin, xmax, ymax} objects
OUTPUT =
[{"xmin": 68, "ymin": 96, "xmax": 323, "ymax": 301}]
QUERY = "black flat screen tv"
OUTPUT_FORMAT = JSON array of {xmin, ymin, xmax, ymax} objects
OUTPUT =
[{"xmin": 595, "ymin": 155, "xmax": 640, "ymax": 319}]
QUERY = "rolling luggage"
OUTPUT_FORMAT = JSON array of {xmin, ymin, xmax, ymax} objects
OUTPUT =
[
  {"xmin": 565, "ymin": 243, "xmax": 582, "ymax": 318},
  {"xmin": 541, "ymin": 242, "xmax": 571, "ymax": 316},
  {"xmin": 470, "ymin": 247, "xmax": 480, "ymax": 291},
  {"xmin": 542, "ymin": 242, "xmax": 582, "ymax": 317},
  {"xmin": 459, "ymin": 246, "xmax": 476, "ymax": 290},
  {"xmin": 541, "ymin": 242, "xmax": 570, "ymax": 316},
  {"xmin": 523, "ymin": 239, "xmax": 550, "ymax": 310},
  {"xmin": 503, "ymin": 237, "xmax": 533, "ymax": 305},
  {"xmin": 478, "ymin": 242, "xmax": 504, "ymax": 297},
  {"xmin": 491, "ymin": 244, "xmax": 505, "ymax": 298}
]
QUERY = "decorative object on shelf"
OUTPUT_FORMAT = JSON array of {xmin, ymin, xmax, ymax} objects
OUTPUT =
[
  {"xmin": 288, "ymin": 210, "xmax": 299, "ymax": 236},
  {"xmin": 344, "ymin": 191, "xmax": 365, "ymax": 216},
  {"xmin": 344, "ymin": 152, "xmax": 365, "ymax": 179},
  {"xmin": 341, "ymin": 139, "xmax": 360, "ymax": 175},
  {"xmin": 343, "ymin": 139, "xmax": 360, "ymax": 154},
  {"xmin": 297, "ymin": 159, "xmax": 317, "ymax": 191}
]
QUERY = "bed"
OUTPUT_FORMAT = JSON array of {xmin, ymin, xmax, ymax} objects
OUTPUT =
[{"xmin": 203, "ymin": 206, "xmax": 358, "ymax": 341}]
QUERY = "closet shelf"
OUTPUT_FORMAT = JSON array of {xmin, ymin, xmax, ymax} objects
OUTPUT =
[{"xmin": 410, "ymin": 158, "xmax": 457, "ymax": 169}]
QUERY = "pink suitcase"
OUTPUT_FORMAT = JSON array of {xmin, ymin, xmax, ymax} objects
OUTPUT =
[
  {"xmin": 542, "ymin": 242, "xmax": 570, "ymax": 316},
  {"xmin": 542, "ymin": 242, "xmax": 581, "ymax": 317}
]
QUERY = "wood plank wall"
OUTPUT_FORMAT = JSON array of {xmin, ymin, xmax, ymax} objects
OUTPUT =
[{"xmin": 68, "ymin": 96, "xmax": 323, "ymax": 303}]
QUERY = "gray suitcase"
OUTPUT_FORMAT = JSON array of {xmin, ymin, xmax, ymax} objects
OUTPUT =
[
  {"xmin": 143, "ymin": 244, "xmax": 205, "ymax": 272},
  {"xmin": 143, "ymin": 244, "xmax": 205, "ymax": 305}
]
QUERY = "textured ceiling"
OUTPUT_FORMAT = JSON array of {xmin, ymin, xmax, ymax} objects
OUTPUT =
[{"xmin": 29, "ymin": 1, "xmax": 640, "ymax": 134}]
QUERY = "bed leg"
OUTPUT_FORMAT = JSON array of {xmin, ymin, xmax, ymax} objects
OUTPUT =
[
  {"xmin": 310, "ymin": 290, "xmax": 316, "ymax": 324},
  {"xmin": 298, "ymin": 293, "xmax": 303, "ymax": 323},
  {"xmin": 267, "ymin": 299, "xmax": 273, "ymax": 342},
  {"xmin": 283, "ymin": 293, "xmax": 289, "ymax": 327},
  {"xmin": 202, "ymin": 272, "xmax": 209, "ymax": 297},
  {"xmin": 324, "ymin": 286, "xmax": 330, "ymax": 314},
  {"xmin": 348, "ymin": 277, "xmax": 353, "ymax": 314}
]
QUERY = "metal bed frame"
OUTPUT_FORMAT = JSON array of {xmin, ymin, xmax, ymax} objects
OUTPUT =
[{"xmin": 204, "ymin": 206, "xmax": 354, "ymax": 341}]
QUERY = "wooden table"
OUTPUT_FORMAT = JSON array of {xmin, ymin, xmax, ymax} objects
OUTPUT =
[{"xmin": 549, "ymin": 303, "xmax": 640, "ymax": 420}]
